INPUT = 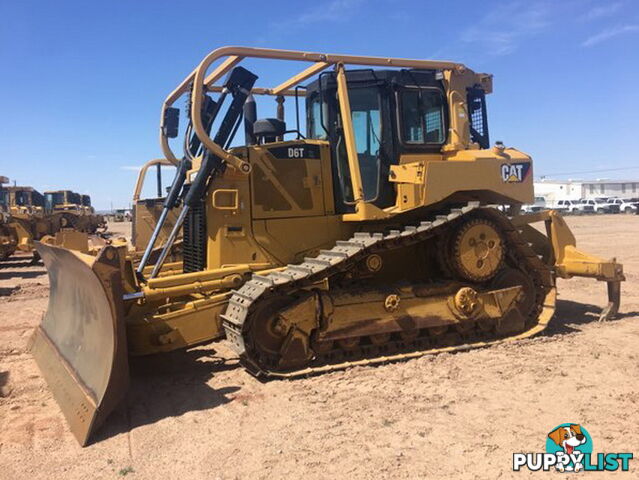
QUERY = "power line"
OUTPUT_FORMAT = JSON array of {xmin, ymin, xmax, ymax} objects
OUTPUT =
[{"xmin": 538, "ymin": 165, "xmax": 639, "ymax": 177}]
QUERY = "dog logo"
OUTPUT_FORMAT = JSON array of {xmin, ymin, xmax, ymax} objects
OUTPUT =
[
  {"xmin": 547, "ymin": 424, "xmax": 590, "ymax": 472},
  {"xmin": 500, "ymin": 162, "xmax": 531, "ymax": 183},
  {"xmin": 513, "ymin": 423, "xmax": 633, "ymax": 473}
]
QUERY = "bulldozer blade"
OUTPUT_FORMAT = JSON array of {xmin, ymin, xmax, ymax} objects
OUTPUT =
[{"xmin": 29, "ymin": 242, "xmax": 129, "ymax": 446}]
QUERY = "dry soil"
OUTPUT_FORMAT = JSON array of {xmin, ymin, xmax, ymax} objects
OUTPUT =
[{"xmin": 1, "ymin": 216, "xmax": 638, "ymax": 479}]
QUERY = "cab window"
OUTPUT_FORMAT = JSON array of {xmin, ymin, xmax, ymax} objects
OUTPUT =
[
  {"xmin": 400, "ymin": 88, "xmax": 446, "ymax": 144},
  {"xmin": 307, "ymin": 95, "xmax": 328, "ymax": 140}
]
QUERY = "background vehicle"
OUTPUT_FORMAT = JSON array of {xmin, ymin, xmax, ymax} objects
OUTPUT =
[
  {"xmin": 0, "ymin": 179, "xmax": 44, "ymax": 260},
  {"xmin": 44, "ymin": 189, "xmax": 105, "ymax": 232},
  {"xmin": 108, "ymin": 209, "xmax": 130, "ymax": 222},
  {"xmin": 521, "ymin": 196, "xmax": 546, "ymax": 213},
  {"xmin": 0, "ymin": 176, "xmax": 18, "ymax": 260},
  {"xmin": 608, "ymin": 197, "xmax": 637, "ymax": 214},
  {"xmin": 554, "ymin": 199, "xmax": 590, "ymax": 214},
  {"xmin": 627, "ymin": 198, "xmax": 639, "ymax": 215},
  {"xmin": 30, "ymin": 47, "xmax": 624, "ymax": 446},
  {"xmin": 80, "ymin": 194, "xmax": 95, "ymax": 216},
  {"xmin": 584, "ymin": 197, "xmax": 619, "ymax": 214},
  {"xmin": 577, "ymin": 199, "xmax": 594, "ymax": 214},
  {"xmin": 0, "ymin": 212, "xmax": 17, "ymax": 260},
  {"xmin": 602, "ymin": 198, "xmax": 621, "ymax": 213},
  {"xmin": 43, "ymin": 159, "xmax": 182, "ymax": 269},
  {"xmin": 6, "ymin": 186, "xmax": 54, "ymax": 241}
]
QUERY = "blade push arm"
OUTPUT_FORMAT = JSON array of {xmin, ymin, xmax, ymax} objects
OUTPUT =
[{"xmin": 514, "ymin": 210, "xmax": 624, "ymax": 320}]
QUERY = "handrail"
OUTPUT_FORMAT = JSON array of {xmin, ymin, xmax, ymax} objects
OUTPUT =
[
  {"xmin": 132, "ymin": 158, "xmax": 175, "ymax": 202},
  {"xmin": 190, "ymin": 57, "xmax": 252, "ymax": 173},
  {"xmin": 159, "ymin": 46, "xmax": 465, "ymax": 170}
]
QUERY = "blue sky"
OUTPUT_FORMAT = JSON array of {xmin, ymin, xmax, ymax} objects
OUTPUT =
[{"xmin": 1, "ymin": 0, "xmax": 638, "ymax": 209}]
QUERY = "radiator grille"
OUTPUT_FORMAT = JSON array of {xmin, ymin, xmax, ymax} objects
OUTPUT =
[{"xmin": 183, "ymin": 200, "xmax": 207, "ymax": 273}]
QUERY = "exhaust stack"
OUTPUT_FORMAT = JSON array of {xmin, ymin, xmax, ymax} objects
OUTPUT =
[{"xmin": 244, "ymin": 94, "xmax": 257, "ymax": 145}]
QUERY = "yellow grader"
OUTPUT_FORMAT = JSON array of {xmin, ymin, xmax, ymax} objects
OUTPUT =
[{"xmin": 31, "ymin": 47, "xmax": 624, "ymax": 446}]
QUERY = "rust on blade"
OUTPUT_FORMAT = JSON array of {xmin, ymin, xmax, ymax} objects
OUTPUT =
[{"xmin": 30, "ymin": 242, "xmax": 129, "ymax": 446}]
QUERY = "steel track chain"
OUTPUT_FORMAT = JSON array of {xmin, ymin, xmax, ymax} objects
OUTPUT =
[{"xmin": 221, "ymin": 202, "xmax": 554, "ymax": 377}]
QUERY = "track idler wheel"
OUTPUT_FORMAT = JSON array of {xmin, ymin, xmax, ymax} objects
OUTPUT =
[{"xmin": 248, "ymin": 295, "xmax": 299, "ymax": 368}]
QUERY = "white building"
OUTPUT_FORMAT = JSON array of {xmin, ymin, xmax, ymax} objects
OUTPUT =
[
  {"xmin": 580, "ymin": 180, "xmax": 639, "ymax": 199},
  {"xmin": 534, "ymin": 179, "xmax": 639, "ymax": 205}
]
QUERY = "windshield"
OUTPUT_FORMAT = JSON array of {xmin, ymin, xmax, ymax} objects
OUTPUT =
[
  {"xmin": 15, "ymin": 191, "xmax": 27, "ymax": 206},
  {"xmin": 46, "ymin": 192, "xmax": 65, "ymax": 207}
]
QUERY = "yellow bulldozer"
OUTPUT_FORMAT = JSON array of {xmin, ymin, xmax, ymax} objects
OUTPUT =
[
  {"xmin": 0, "ymin": 178, "xmax": 40, "ymax": 259},
  {"xmin": 31, "ymin": 47, "xmax": 624, "ymax": 446},
  {"xmin": 0, "ymin": 211, "xmax": 17, "ymax": 260},
  {"xmin": 1, "ymin": 184, "xmax": 105, "ymax": 259},
  {"xmin": 44, "ymin": 189, "xmax": 106, "ymax": 233},
  {"xmin": 40, "ymin": 158, "xmax": 182, "ymax": 268},
  {"xmin": 6, "ymin": 185, "xmax": 53, "ymax": 245},
  {"xmin": 0, "ymin": 176, "xmax": 19, "ymax": 260}
]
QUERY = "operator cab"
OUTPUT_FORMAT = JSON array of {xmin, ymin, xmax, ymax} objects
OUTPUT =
[
  {"xmin": 305, "ymin": 70, "xmax": 449, "ymax": 213},
  {"xmin": 18, "ymin": 189, "xmax": 44, "ymax": 208},
  {"xmin": 44, "ymin": 190, "xmax": 80, "ymax": 211}
]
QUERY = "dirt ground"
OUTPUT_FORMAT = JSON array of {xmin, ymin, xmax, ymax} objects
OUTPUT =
[{"xmin": 1, "ymin": 216, "xmax": 638, "ymax": 479}]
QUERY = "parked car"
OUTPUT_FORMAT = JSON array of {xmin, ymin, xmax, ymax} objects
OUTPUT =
[
  {"xmin": 601, "ymin": 197, "xmax": 621, "ymax": 213},
  {"xmin": 627, "ymin": 198, "xmax": 639, "ymax": 215},
  {"xmin": 583, "ymin": 198, "xmax": 619, "ymax": 214},
  {"xmin": 607, "ymin": 197, "xmax": 637, "ymax": 214},
  {"xmin": 521, "ymin": 196, "xmax": 547, "ymax": 213},
  {"xmin": 555, "ymin": 199, "xmax": 592, "ymax": 214},
  {"xmin": 577, "ymin": 199, "xmax": 595, "ymax": 214}
]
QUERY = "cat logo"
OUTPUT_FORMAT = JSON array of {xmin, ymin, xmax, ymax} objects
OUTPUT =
[{"xmin": 501, "ymin": 162, "xmax": 531, "ymax": 183}]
